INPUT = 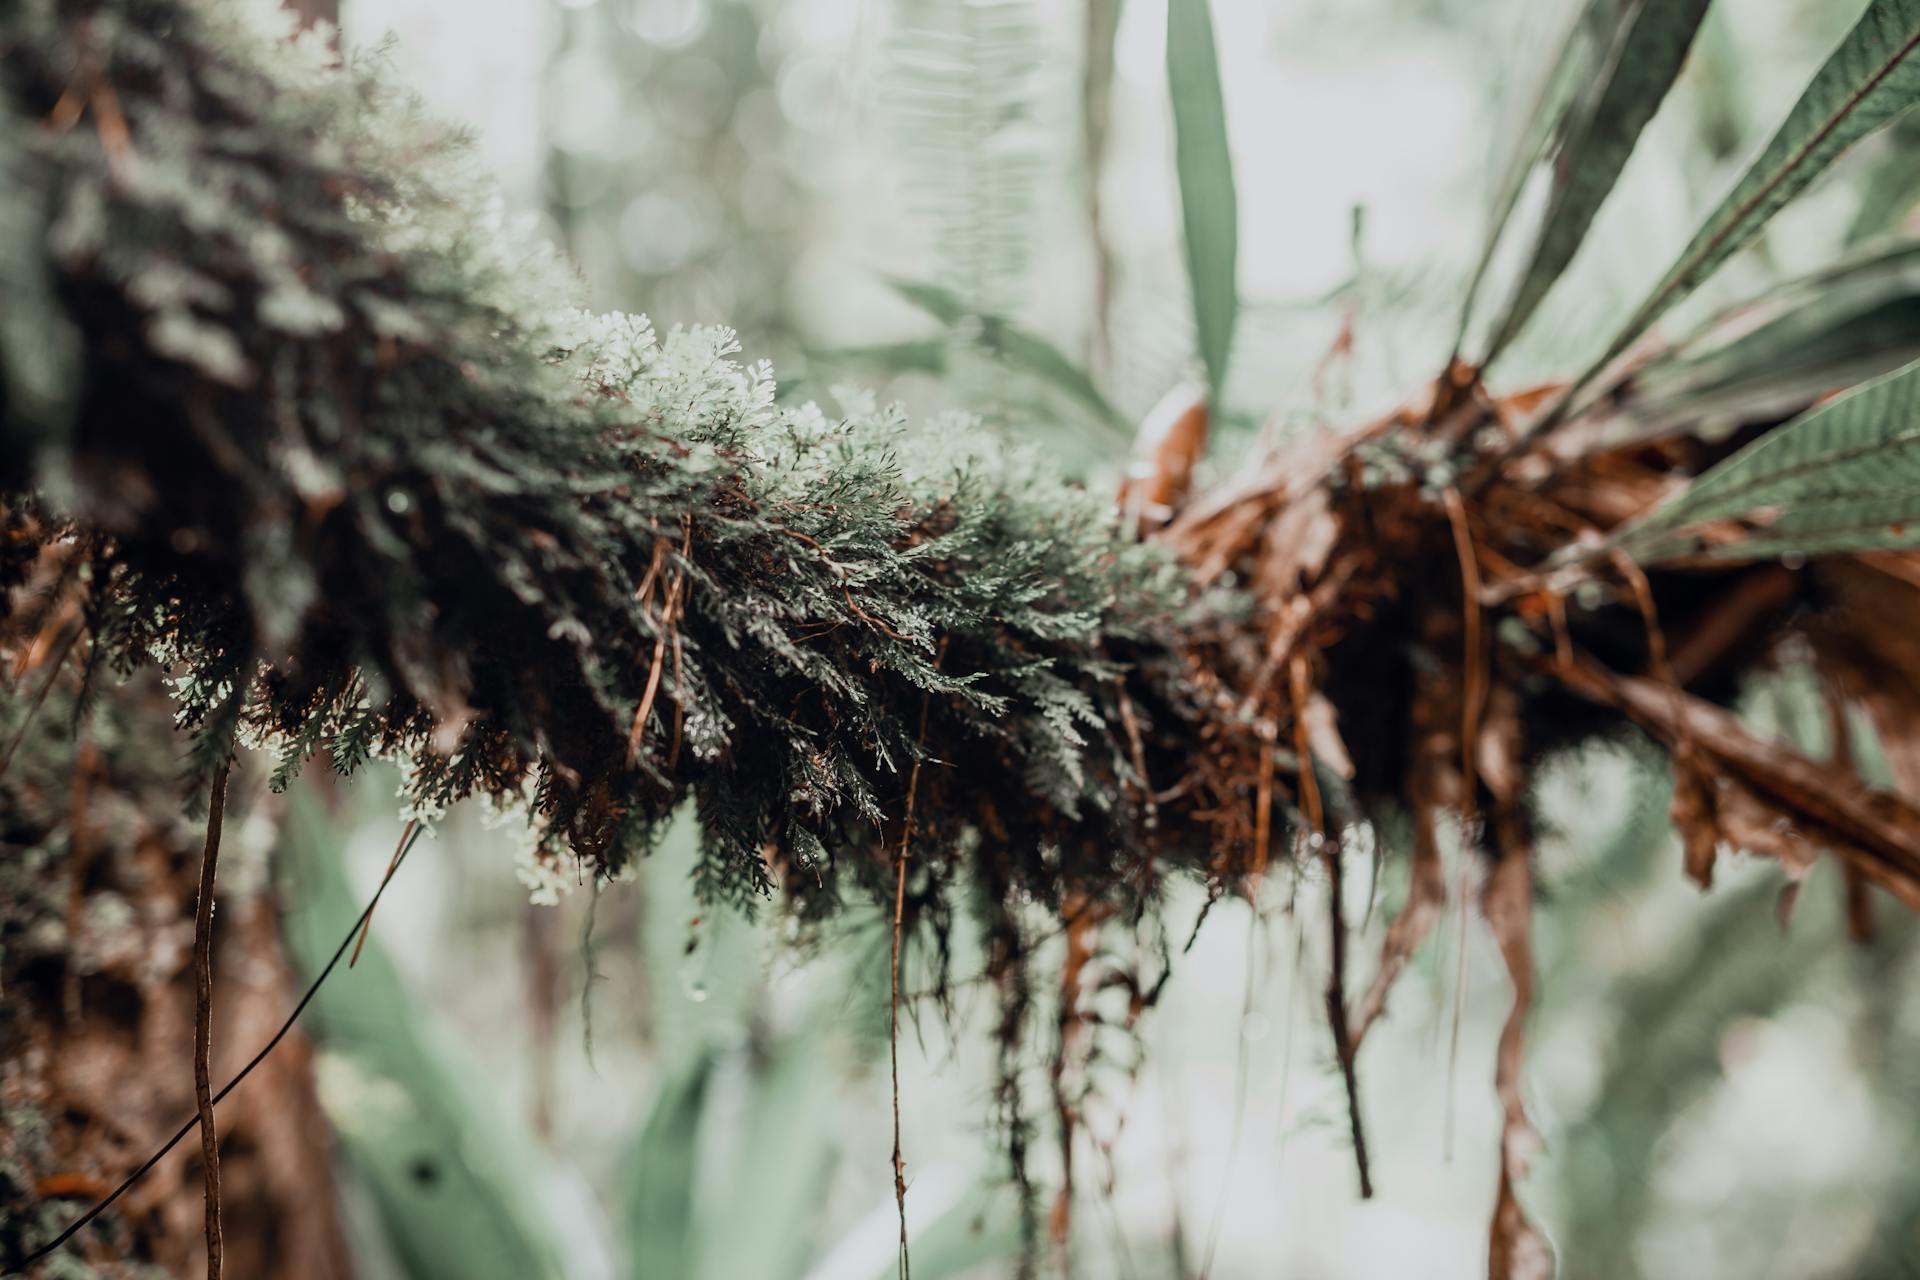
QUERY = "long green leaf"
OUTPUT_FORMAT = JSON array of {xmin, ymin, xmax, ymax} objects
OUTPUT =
[
  {"xmin": 1586, "ymin": 0, "xmax": 1920, "ymax": 387},
  {"xmin": 1619, "ymin": 353, "xmax": 1920, "ymax": 562},
  {"xmin": 1455, "ymin": 0, "xmax": 1607, "ymax": 347},
  {"xmin": 693, "ymin": 1031, "xmax": 841, "ymax": 1280},
  {"xmin": 623, "ymin": 1054, "xmax": 714, "ymax": 1280},
  {"xmin": 1166, "ymin": 0, "xmax": 1238, "ymax": 404},
  {"xmin": 1612, "ymin": 239, "xmax": 1920, "ymax": 436},
  {"xmin": 1845, "ymin": 109, "xmax": 1920, "ymax": 242},
  {"xmin": 887, "ymin": 277, "xmax": 1129, "ymax": 432},
  {"xmin": 279, "ymin": 786, "xmax": 594, "ymax": 1280},
  {"xmin": 624, "ymin": 812, "xmax": 844, "ymax": 1280},
  {"xmin": 1480, "ymin": 0, "xmax": 1713, "ymax": 363}
]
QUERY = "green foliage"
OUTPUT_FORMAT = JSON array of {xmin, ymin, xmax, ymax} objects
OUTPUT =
[
  {"xmin": 1845, "ymin": 109, "xmax": 1920, "ymax": 243},
  {"xmin": 1620, "ymin": 239, "xmax": 1920, "ymax": 436},
  {"xmin": 0, "ymin": 0, "xmax": 1218, "ymax": 928},
  {"xmin": 624, "ymin": 1054, "xmax": 711, "ymax": 1280},
  {"xmin": 1619, "ymin": 353, "xmax": 1920, "ymax": 562},
  {"xmin": 623, "ymin": 1041, "xmax": 1023, "ymax": 1280},
  {"xmin": 15, "ymin": 0, "xmax": 1920, "ymax": 1273},
  {"xmin": 278, "ymin": 791, "xmax": 595, "ymax": 1280},
  {"xmin": 888, "ymin": 278, "xmax": 1130, "ymax": 434},
  {"xmin": 1166, "ymin": 0, "xmax": 1239, "ymax": 405},
  {"xmin": 1586, "ymin": 0, "xmax": 1920, "ymax": 385},
  {"xmin": 618, "ymin": 814, "xmax": 1021, "ymax": 1280},
  {"xmin": 888, "ymin": 0, "xmax": 1045, "ymax": 319},
  {"xmin": 1476, "ymin": 0, "xmax": 1713, "ymax": 364}
]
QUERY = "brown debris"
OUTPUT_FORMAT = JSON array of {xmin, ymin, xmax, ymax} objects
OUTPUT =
[
  {"xmin": 1552, "ymin": 660, "xmax": 1920, "ymax": 909},
  {"xmin": 1048, "ymin": 895, "xmax": 1113, "ymax": 1247},
  {"xmin": 1480, "ymin": 699, "xmax": 1550, "ymax": 1280},
  {"xmin": 1120, "ymin": 385, "xmax": 1211, "ymax": 532},
  {"xmin": 1129, "ymin": 349, "xmax": 1920, "ymax": 1277},
  {"xmin": 1349, "ymin": 690, "xmax": 1450, "ymax": 1050}
]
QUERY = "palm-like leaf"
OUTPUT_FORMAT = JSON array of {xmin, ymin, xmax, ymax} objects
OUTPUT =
[
  {"xmin": 1618, "ymin": 354, "xmax": 1920, "ymax": 562},
  {"xmin": 1613, "ymin": 239, "xmax": 1920, "ymax": 437},
  {"xmin": 1475, "ymin": 0, "xmax": 1713, "ymax": 365},
  {"xmin": 1576, "ymin": 0, "xmax": 1920, "ymax": 394},
  {"xmin": 623, "ymin": 1055, "xmax": 712, "ymax": 1280},
  {"xmin": 279, "ymin": 791, "xmax": 599, "ymax": 1280}
]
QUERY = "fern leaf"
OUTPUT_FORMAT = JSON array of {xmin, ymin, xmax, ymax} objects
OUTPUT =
[{"xmin": 888, "ymin": 0, "xmax": 1046, "ymax": 317}]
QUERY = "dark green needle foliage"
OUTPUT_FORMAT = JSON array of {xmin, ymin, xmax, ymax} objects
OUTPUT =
[{"xmin": 0, "ymin": 0, "xmax": 1229, "ymax": 929}]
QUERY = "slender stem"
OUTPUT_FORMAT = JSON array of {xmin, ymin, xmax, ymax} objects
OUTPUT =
[
  {"xmin": 1082, "ymin": 0, "xmax": 1121, "ymax": 374},
  {"xmin": 891, "ymin": 837, "xmax": 913, "ymax": 1280},
  {"xmin": 1322, "ymin": 838, "xmax": 1374, "ymax": 1200},
  {"xmin": 892, "ymin": 676, "xmax": 937, "ymax": 1280},
  {"xmin": 193, "ymin": 760, "xmax": 231, "ymax": 1280},
  {"xmin": 0, "ymin": 624, "xmax": 82, "ymax": 783}
]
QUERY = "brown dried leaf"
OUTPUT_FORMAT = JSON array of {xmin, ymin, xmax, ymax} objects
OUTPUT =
[
  {"xmin": 1554, "ymin": 659, "xmax": 1920, "ymax": 910},
  {"xmin": 1810, "ymin": 556, "xmax": 1920, "ymax": 797},
  {"xmin": 1256, "ymin": 487, "xmax": 1341, "ymax": 599},
  {"xmin": 1121, "ymin": 384, "xmax": 1210, "ymax": 529},
  {"xmin": 1301, "ymin": 690, "xmax": 1355, "ymax": 781},
  {"xmin": 1669, "ymin": 752, "xmax": 1721, "ymax": 888}
]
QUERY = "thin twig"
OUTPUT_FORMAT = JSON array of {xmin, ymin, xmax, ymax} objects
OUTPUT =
[
  {"xmin": 1442, "ymin": 857, "xmax": 1471, "ymax": 1163},
  {"xmin": 628, "ymin": 525, "xmax": 689, "ymax": 769},
  {"xmin": 193, "ymin": 760, "xmax": 231, "ymax": 1280},
  {"xmin": 1290, "ymin": 656, "xmax": 1371, "ymax": 1198},
  {"xmin": 892, "ymin": 651, "xmax": 942, "ymax": 1280},
  {"xmin": 1252, "ymin": 722, "xmax": 1276, "ymax": 889},
  {"xmin": 351, "ymin": 819, "xmax": 419, "ymax": 967},
  {"xmin": 890, "ymin": 846, "xmax": 913, "ymax": 1280},
  {"xmin": 1442, "ymin": 488, "xmax": 1484, "ymax": 804},
  {"xmin": 1322, "ymin": 835, "xmax": 1373, "ymax": 1200},
  {"xmin": 9, "ymin": 819, "xmax": 425, "ymax": 1274},
  {"xmin": 0, "ymin": 624, "xmax": 82, "ymax": 783}
]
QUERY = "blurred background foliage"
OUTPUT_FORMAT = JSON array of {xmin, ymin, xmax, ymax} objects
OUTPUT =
[{"xmin": 274, "ymin": 0, "xmax": 1920, "ymax": 1274}]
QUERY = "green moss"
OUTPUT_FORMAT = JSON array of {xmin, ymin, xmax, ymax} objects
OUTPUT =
[{"xmin": 0, "ymin": 0, "xmax": 1240, "ymax": 933}]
